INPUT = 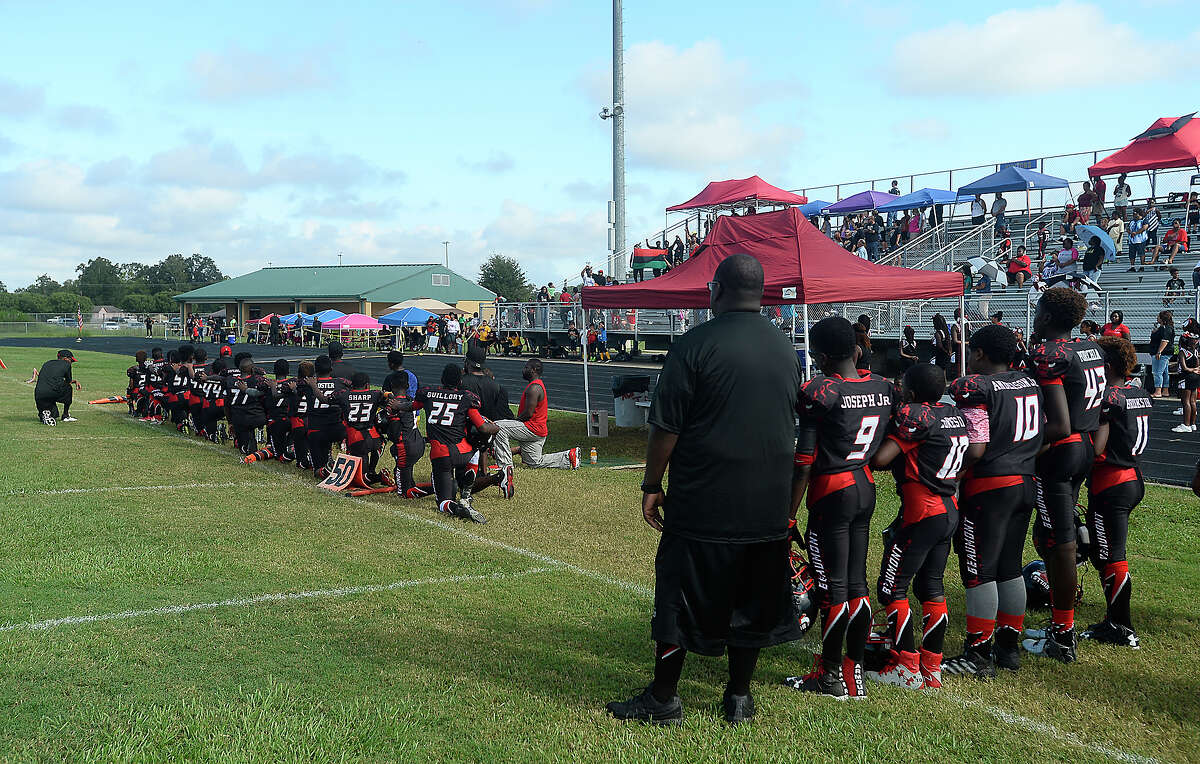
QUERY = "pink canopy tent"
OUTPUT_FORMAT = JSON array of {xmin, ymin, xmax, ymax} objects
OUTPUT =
[
  {"xmin": 322, "ymin": 313, "xmax": 382, "ymax": 329},
  {"xmin": 582, "ymin": 208, "xmax": 963, "ymax": 308},
  {"xmin": 666, "ymin": 176, "xmax": 808, "ymax": 212}
]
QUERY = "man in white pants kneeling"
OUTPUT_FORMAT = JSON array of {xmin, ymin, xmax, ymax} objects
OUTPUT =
[{"xmin": 493, "ymin": 358, "xmax": 580, "ymax": 498}]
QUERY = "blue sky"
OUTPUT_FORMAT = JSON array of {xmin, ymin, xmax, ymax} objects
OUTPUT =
[{"xmin": 0, "ymin": 0, "xmax": 1194, "ymax": 290}]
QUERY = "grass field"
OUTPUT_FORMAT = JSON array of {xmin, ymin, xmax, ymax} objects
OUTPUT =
[{"xmin": 0, "ymin": 345, "xmax": 1196, "ymax": 762}]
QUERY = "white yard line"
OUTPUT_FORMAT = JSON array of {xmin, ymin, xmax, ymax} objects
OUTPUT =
[
  {"xmin": 85, "ymin": 410, "xmax": 1161, "ymax": 763},
  {"xmin": 0, "ymin": 568, "xmax": 552, "ymax": 633},
  {"xmin": 1, "ymin": 482, "xmax": 260, "ymax": 497}
]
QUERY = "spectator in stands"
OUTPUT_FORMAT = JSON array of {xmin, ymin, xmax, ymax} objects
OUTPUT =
[
  {"xmin": 1193, "ymin": 259, "xmax": 1200, "ymax": 291},
  {"xmin": 594, "ymin": 269, "xmax": 609, "ymax": 285},
  {"xmin": 931, "ymin": 313, "xmax": 951, "ymax": 372},
  {"xmin": 887, "ymin": 219, "xmax": 903, "ymax": 252},
  {"xmin": 566, "ymin": 322, "xmax": 580, "ymax": 358},
  {"xmin": 1104, "ymin": 214, "xmax": 1125, "ymax": 263},
  {"xmin": 1165, "ymin": 267, "xmax": 1185, "ymax": 306},
  {"xmin": 447, "ymin": 315, "xmax": 461, "ymax": 354},
  {"xmin": 899, "ymin": 325, "xmax": 918, "ymax": 374},
  {"xmin": 854, "ymin": 238, "xmax": 868, "ymax": 260},
  {"xmin": 1079, "ymin": 320, "xmax": 1100, "ymax": 340},
  {"xmin": 970, "ymin": 195, "xmax": 985, "ymax": 226},
  {"xmin": 820, "ymin": 215, "xmax": 832, "ymax": 236},
  {"xmin": 1092, "ymin": 175, "xmax": 1107, "ymax": 218},
  {"xmin": 950, "ymin": 307, "xmax": 966, "ymax": 372},
  {"xmin": 1077, "ymin": 182, "xmax": 1096, "ymax": 224},
  {"xmin": 863, "ymin": 218, "xmax": 881, "ymax": 260},
  {"xmin": 1112, "ymin": 174, "xmax": 1131, "ymax": 220},
  {"xmin": 1189, "ymin": 192, "xmax": 1200, "ymax": 229},
  {"xmin": 1146, "ymin": 220, "xmax": 1189, "ymax": 270},
  {"xmin": 1057, "ymin": 237, "xmax": 1080, "ymax": 275},
  {"xmin": 548, "ymin": 282, "xmax": 559, "ymax": 301},
  {"xmin": 1149, "ymin": 311, "xmax": 1175, "ymax": 398},
  {"xmin": 671, "ymin": 235, "xmax": 686, "ymax": 264},
  {"xmin": 1062, "ymin": 204, "xmax": 1080, "ymax": 237},
  {"xmin": 1102, "ymin": 311, "xmax": 1131, "ymax": 340},
  {"xmin": 558, "ymin": 288, "xmax": 573, "ymax": 327},
  {"xmin": 1145, "ymin": 203, "xmax": 1161, "ymax": 248},
  {"xmin": 1082, "ymin": 235, "xmax": 1105, "ymax": 280},
  {"xmin": 1007, "ymin": 244, "xmax": 1032, "ymax": 287},
  {"xmin": 1128, "ymin": 208, "xmax": 1148, "ymax": 272},
  {"xmin": 991, "ymin": 192, "xmax": 1008, "ymax": 234},
  {"xmin": 1036, "ymin": 221, "xmax": 1050, "ymax": 258},
  {"xmin": 908, "ymin": 207, "xmax": 923, "ymax": 239},
  {"xmin": 1013, "ymin": 328, "xmax": 1029, "ymax": 368}
]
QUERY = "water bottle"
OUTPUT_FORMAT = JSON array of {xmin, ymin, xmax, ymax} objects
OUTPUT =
[{"xmin": 589, "ymin": 447, "xmax": 597, "ymax": 464}]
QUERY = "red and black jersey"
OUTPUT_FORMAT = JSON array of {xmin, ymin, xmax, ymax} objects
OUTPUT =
[
  {"xmin": 146, "ymin": 359, "xmax": 166, "ymax": 389},
  {"xmin": 949, "ymin": 371, "xmax": 1043, "ymax": 477},
  {"xmin": 795, "ymin": 373, "xmax": 897, "ymax": 475},
  {"xmin": 303, "ymin": 377, "xmax": 348, "ymax": 427},
  {"xmin": 167, "ymin": 364, "xmax": 191, "ymax": 399},
  {"xmin": 265, "ymin": 378, "xmax": 291, "ymax": 422},
  {"xmin": 888, "ymin": 401, "xmax": 968, "ymax": 503},
  {"xmin": 338, "ymin": 388, "xmax": 383, "ymax": 431},
  {"xmin": 1096, "ymin": 384, "xmax": 1151, "ymax": 471},
  {"xmin": 1028, "ymin": 338, "xmax": 1105, "ymax": 434},
  {"xmin": 197, "ymin": 369, "xmax": 226, "ymax": 405},
  {"xmin": 287, "ymin": 381, "xmax": 309, "ymax": 421},
  {"xmin": 126, "ymin": 363, "xmax": 144, "ymax": 392},
  {"xmin": 224, "ymin": 370, "xmax": 271, "ymax": 419},
  {"xmin": 413, "ymin": 385, "xmax": 487, "ymax": 456}
]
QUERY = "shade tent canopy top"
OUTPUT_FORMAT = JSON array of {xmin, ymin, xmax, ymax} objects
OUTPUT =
[
  {"xmin": 580, "ymin": 208, "xmax": 963, "ymax": 309},
  {"xmin": 1089, "ymin": 114, "xmax": 1200, "ymax": 176},
  {"xmin": 309, "ymin": 309, "xmax": 346, "ymax": 324},
  {"xmin": 822, "ymin": 190, "xmax": 898, "ymax": 214},
  {"xmin": 386, "ymin": 298, "xmax": 468, "ymax": 315},
  {"xmin": 876, "ymin": 188, "xmax": 972, "ymax": 212},
  {"xmin": 378, "ymin": 307, "xmax": 437, "ymax": 327},
  {"xmin": 248, "ymin": 313, "xmax": 280, "ymax": 324},
  {"xmin": 666, "ymin": 175, "xmax": 807, "ymax": 212},
  {"xmin": 322, "ymin": 313, "xmax": 381, "ymax": 330},
  {"xmin": 799, "ymin": 200, "xmax": 833, "ymax": 216},
  {"xmin": 206, "ymin": 309, "xmax": 226, "ymax": 318},
  {"xmin": 278, "ymin": 312, "xmax": 312, "ymax": 324},
  {"xmin": 957, "ymin": 166, "xmax": 1069, "ymax": 194}
]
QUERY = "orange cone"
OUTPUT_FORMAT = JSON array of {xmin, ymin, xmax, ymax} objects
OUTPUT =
[{"xmin": 0, "ymin": 357, "xmax": 6, "ymax": 369}]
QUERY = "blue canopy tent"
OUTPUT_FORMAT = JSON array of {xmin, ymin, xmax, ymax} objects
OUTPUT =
[
  {"xmin": 876, "ymin": 188, "xmax": 971, "ymax": 212},
  {"xmin": 278, "ymin": 312, "xmax": 312, "ymax": 325},
  {"xmin": 799, "ymin": 199, "xmax": 833, "ymax": 216},
  {"xmin": 309, "ymin": 309, "xmax": 345, "ymax": 325},
  {"xmin": 378, "ymin": 307, "xmax": 436, "ymax": 327},
  {"xmin": 957, "ymin": 166, "xmax": 1069, "ymax": 194}
]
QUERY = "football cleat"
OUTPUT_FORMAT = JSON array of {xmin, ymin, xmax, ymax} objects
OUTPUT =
[
  {"xmin": 499, "ymin": 465, "xmax": 515, "ymax": 499},
  {"xmin": 722, "ymin": 689, "xmax": 755, "ymax": 725},
  {"xmin": 866, "ymin": 650, "xmax": 923, "ymax": 690},
  {"xmin": 41, "ymin": 411, "xmax": 56, "ymax": 427},
  {"xmin": 61, "ymin": 416, "xmax": 78, "ymax": 423},
  {"xmin": 1081, "ymin": 620, "xmax": 1140, "ymax": 649},
  {"xmin": 919, "ymin": 649, "xmax": 942, "ymax": 690},
  {"xmin": 994, "ymin": 626, "xmax": 1022, "ymax": 671},
  {"xmin": 1022, "ymin": 626, "xmax": 1077, "ymax": 663},
  {"xmin": 943, "ymin": 640, "xmax": 996, "ymax": 680},
  {"xmin": 568, "ymin": 446, "xmax": 581, "ymax": 470},
  {"xmin": 784, "ymin": 656, "xmax": 847, "ymax": 700},
  {"xmin": 606, "ymin": 685, "xmax": 683, "ymax": 726},
  {"xmin": 377, "ymin": 470, "xmax": 395, "ymax": 487}
]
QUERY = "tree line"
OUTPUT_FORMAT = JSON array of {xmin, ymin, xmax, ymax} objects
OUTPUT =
[{"xmin": 0, "ymin": 254, "xmax": 225, "ymax": 320}]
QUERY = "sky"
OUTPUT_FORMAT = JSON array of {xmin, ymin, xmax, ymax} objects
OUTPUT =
[{"xmin": 0, "ymin": 0, "xmax": 1195, "ymax": 291}]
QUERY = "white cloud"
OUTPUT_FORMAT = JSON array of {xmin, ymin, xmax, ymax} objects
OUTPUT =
[
  {"xmin": 53, "ymin": 104, "xmax": 118, "ymax": 134},
  {"xmin": 459, "ymin": 151, "xmax": 515, "ymax": 174},
  {"xmin": 891, "ymin": 2, "xmax": 1180, "ymax": 94},
  {"xmin": 895, "ymin": 117, "xmax": 950, "ymax": 142},
  {"xmin": 0, "ymin": 77, "xmax": 44, "ymax": 116},
  {"xmin": 580, "ymin": 40, "xmax": 802, "ymax": 172},
  {"xmin": 186, "ymin": 44, "xmax": 336, "ymax": 102}
]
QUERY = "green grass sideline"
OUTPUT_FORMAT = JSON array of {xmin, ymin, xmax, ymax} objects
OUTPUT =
[{"xmin": 0, "ymin": 346, "xmax": 1195, "ymax": 762}]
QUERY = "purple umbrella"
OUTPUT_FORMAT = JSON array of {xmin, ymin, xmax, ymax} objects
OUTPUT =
[{"xmin": 823, "ymin": 190, "xmax": 898, "ymax": 215}]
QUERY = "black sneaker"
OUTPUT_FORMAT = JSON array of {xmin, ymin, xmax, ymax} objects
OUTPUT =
[
  {"xmin": 1022, "ymin": 625, "xmax": 1077, "ymax": 663},
  {"xmin": 606, "ymin": 685, "xmax": 683, "ymax": 726},
  {"xmin": 1081, "ymin": 620, "xmax": 1140, "ymax": 649},
  {"xmin": 994, "ymin": 627, "xmax": 1021, "ymax": 672},
  {"xmin": 722, "ymin": 689, "xmax": 755, "ymax": 725},
  {"xmin": 943, "ymin": 640, "xmax": 997, "ymax": 680},
  {"xmin": 449, "ymin": 500, "xmax": 488, "ymax": 524},
  {"xmin": 783, "ymin": 657, "xmax": 848, "ymax": 700}
]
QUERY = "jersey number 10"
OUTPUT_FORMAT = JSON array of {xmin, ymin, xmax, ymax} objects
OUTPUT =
[{"xmin": 1012, "ymin": 394, "xmax": 1041, "ymax": 442}]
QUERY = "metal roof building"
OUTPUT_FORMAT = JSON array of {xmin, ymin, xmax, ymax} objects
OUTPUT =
[{"xmin": 173, "ymin": 263, "xmax": 495, "ymax": 324}]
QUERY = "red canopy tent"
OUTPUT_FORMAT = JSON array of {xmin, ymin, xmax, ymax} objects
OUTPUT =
[
  {"xmin": 581, "ymin": 208, "xmax": 963, "ymax": 309},
  {"xmin": 666, "ymin": 175, "xmax": 808, "ymax": 211},
  {"xmin": 1089, "ymin": 114, "xmax": 1200, "ymax": 176}
]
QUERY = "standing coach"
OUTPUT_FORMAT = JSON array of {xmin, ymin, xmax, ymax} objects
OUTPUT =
[{"xmin": 606, "ymin": 254, "xmax": 801, "ymax": 726}]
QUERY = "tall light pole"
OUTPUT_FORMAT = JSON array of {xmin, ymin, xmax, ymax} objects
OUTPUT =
[
  {"xmin": 442, "ymin": 241, "xmax": 450, "ymax": 267},
  {"xmin": 599, "ymin": 0, "xmax": 626, "ymax": 282}
]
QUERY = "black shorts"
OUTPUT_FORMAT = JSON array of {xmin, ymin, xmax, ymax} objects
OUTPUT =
[
  {"xmin": 1184, "ymin": 373, "xmax": 1200, "ymax": 391},
  {"xmin": 651, "ymin": 533, "xmax": 800, "ymax": 656},
  {"xmin": 1034, "ymin": 436, "xmax": 1093, "ymax": 552},
  {"xmin": 957, "ymin": 475, "xmax": 1035, "ymax": 586},
  {"xmin": 1086, "ymin": 478, "xmax": 1143, "ymax": 564},
  {"xmin": 878, "ymin": 507, "xmax": 956, "ymax": 604}
]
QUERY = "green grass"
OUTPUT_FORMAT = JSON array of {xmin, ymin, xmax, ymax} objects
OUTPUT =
[{"xmin": 0, "ymin": 346, "xmax": 1196, "ymax": 762}]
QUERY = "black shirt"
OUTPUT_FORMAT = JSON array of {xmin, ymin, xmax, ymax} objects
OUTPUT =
[
  {"xmin": 461, "ymin": 372, "xmax": 511, "ymax": 422},
  {"xmin": 648, "ymin": 310, "xmax": 800, "ymax": 544},
  {"xmin": 1029, "ymin": 338, "xmax": 1105, "ymax": 434},
  {"xmin": 330, "ymin": 359, "xmax": 357, "ymax": 380},
  {"xmin": 1098, "ymin": 384, "xmax": 1151, "ymax": 470},
  {"xmin": 950, "ymin": 371, "xmax": 1043, "ymax": 476},
  {"xmin": 1150, "ymin": 323, "xmax": 1175, "ymax": 356},
  {"xmin": 34, "ymin": 359, "xmax": 72, "ymax": 398}
]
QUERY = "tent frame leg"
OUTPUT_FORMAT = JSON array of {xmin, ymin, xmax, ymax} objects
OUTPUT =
[
  {"xmin": 958, "ymin": 294, "xmax": 967, "ymax": 378},
  {"xmin": 802, "ymin": 304, "xmax": 812, "ymax": 382}
]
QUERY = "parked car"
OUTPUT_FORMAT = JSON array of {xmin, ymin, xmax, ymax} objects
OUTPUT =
[
  {"xmin": 102, "ymin": 320, "xmax": 120, "ymax": 331},
  {"xmin": 45, "ymin": 317, "xmax": 72, "ymax": 325}
]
